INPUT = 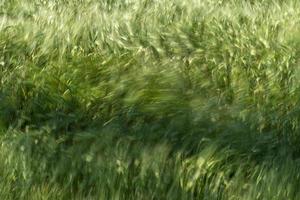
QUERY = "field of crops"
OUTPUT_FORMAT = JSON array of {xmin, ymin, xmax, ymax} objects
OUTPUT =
[{"xmin": 1, "ymin": 0, "xmax": 300, "ymax": 199}]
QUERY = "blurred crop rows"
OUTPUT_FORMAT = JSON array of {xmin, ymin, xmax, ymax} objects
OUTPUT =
[{"xmin": 1, "ymin": 0, "xmax": 300, "ymax": 199}]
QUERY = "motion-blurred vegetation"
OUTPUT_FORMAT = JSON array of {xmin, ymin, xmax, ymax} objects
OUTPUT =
[{"xmin": 1, "ymin": 0, "xmax": 300, "ymax": 199}]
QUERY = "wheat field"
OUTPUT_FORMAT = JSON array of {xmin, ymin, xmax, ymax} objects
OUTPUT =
[{"xmin": 1, "ymin": 0, "xmax": 300, "ymax": 199}]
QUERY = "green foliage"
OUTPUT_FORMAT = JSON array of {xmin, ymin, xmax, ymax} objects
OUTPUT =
[{"xmin": 1, "ymin": 0, "xmax": 300, "ymax": 199}]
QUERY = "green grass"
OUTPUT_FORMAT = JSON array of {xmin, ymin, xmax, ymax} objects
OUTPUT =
[{"xmin": 1, "ymin": 0, "xmax": 300, "ymax": 199}]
